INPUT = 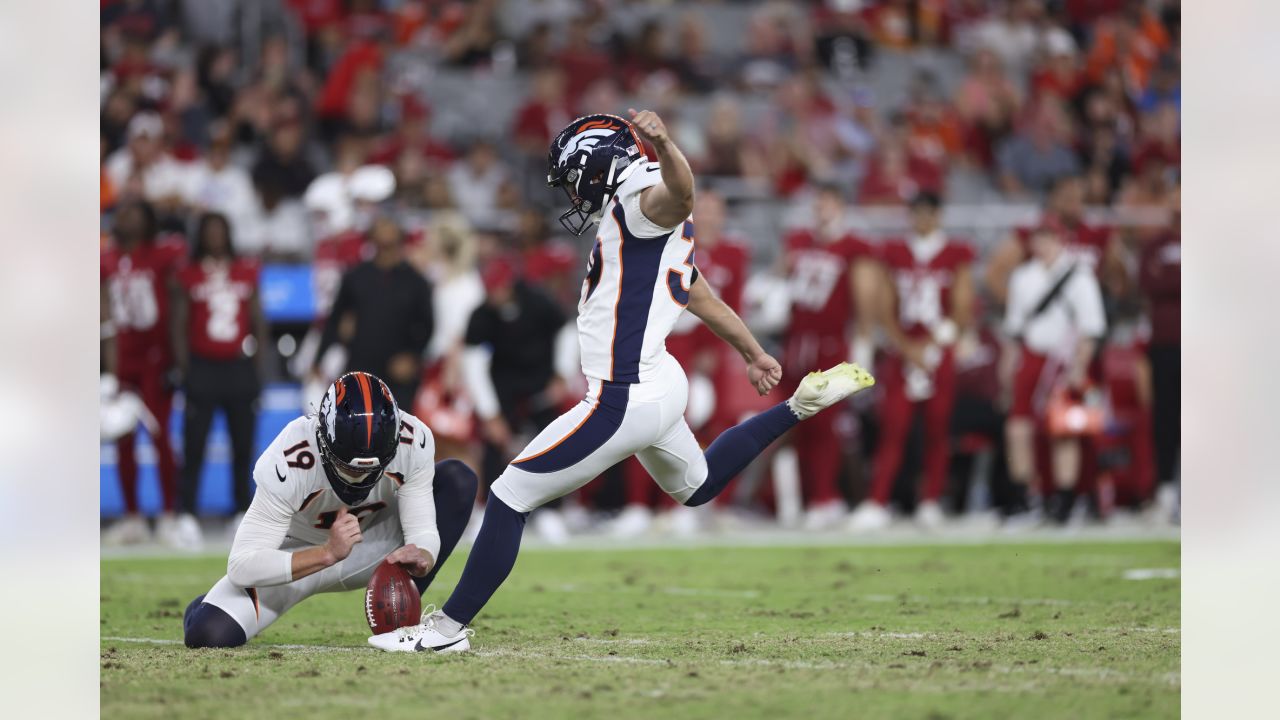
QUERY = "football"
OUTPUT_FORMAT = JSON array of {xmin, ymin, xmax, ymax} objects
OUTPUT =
[{"xmin": 364, "ymin": 561, "xmax": 421, "ymax": 634}]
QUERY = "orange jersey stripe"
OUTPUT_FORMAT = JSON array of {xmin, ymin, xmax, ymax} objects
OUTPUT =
[{"xmin": 513, "ymin": 391, "xmax": 604, "ymax": 465}]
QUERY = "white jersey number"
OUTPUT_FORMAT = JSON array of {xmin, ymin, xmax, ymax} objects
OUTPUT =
[
  {"xmin": 109, "ymin": 273, "xmax": 159, "ymax": 331},
  {"xmin": 789, "ymin": 253, "xmax": 843, "ymax": 311},
  {"xmin": 205, "ymin": 286, "xmax": 242, "ymax": 342},
  {"xmin": 897, "ymin": 273, "xmax": 943, "ymax": 328}
]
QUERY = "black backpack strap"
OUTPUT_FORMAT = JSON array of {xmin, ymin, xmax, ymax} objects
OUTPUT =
[
  {"xmin": 1029, "ymin": 263, "xmax": 1077, "ymax": 320},
  {"xmin": 1011, "ymin": 263, "xmax": 1077, "ymax": 340}
]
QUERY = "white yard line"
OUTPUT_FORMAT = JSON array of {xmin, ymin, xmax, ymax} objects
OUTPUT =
[
  {"xmin": 1122, "ymin": 568, "xmax": 1180, "ymax": 580},
  {"xmin": 101, "ymin": 635, "xmax": 1178, "ymax": 686},
  {"xmin": 100, "ymin": 525, "xmax": 1181, "ymax": 560}
]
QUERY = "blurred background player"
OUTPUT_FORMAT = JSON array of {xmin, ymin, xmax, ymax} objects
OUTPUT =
[
  {"xmin": 1139, "ymin": 188, "xmax": 1180, "ymax": 522},
  {"xmin": 462, "ymin": 255, "xmax": 573, "ymax": 544},
  {"xmin": 849, "ymin": 192, "xmax": 975, "ymax": 532},
  {"xmin": 1001, "ymin": 222, "xmax": 1107, "ymax": 525},
  {"xmin": 780, "ymin": 184, "xmax": 879, "ymax": 529},
  {"xmin": 312, "ymin": 215, "xmax": 434, "ymax": 407},
  {"xmin": 172, "ymin": 212, "xmax": 269, "ymax": 549},
  {"xmin": 101, "ymin": 200, "xmax": 184, "ymax": 546}
]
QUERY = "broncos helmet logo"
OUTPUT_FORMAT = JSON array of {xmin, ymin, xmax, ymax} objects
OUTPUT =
[{"xmin": 547, "ymin": 114, "xmax": 646, "ymax": 236}]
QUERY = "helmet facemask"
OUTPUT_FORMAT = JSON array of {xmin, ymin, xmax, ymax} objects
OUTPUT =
[
  {"xmin": 316, "ymin": 430, "xmax": 392, "ymax": 505},
  {"xmin": 315, "ymin": 372, "xmax": 400, "ymax": 505}
]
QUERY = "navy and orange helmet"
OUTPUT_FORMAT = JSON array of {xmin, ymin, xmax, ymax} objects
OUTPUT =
[
  {"xmin": 546, "ymin": 113, "xmax": 645, "ymax": 236},
  {"xmin": 316, "ymin": 372, "xmax": 400, "ymax": 504}
]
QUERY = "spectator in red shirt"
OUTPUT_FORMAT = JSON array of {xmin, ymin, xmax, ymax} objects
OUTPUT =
[
  {"xmin": 513, "ymin": 207, "xmax": 578, "ymax": 313},
  {"xmin": 173, "ymin": 212, "xmax": 269, "ymax": 545},
  {"xmin": 555, "ymin": 15, "xmax": 612, "ymax": 103},
  {"xmin": 857, "ymin": 114, "xmax": 943, "ymax": 205},
  {"xmin": 511, "ymin": 67, "xmax": 573, "ymax": 158},
  {"xmin": 101, "ymin": 200, "xmax": 185, "ymax": 546}
]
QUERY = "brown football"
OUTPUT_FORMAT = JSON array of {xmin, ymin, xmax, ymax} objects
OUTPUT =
[{"xmin": 364, "ymin": 561, "xmax": 421, "ymax": 634}]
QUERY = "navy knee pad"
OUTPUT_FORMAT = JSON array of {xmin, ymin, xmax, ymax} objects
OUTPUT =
[
  {"xmin": 434, "ymin": 459, "xmax": 479, "ymax": 514},
  {"xmin": 183, "ymin": 597, "xmax": 248, "ymax": 649}
]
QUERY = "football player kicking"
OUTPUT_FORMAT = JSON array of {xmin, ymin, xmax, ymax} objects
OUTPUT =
[
  {"xmin": 368, "ymin": 110, "xmax": 874, "ymax": 654},
  {"xmin": 182, "ymin": 371, "xmax": 477, "ymax": 648}
]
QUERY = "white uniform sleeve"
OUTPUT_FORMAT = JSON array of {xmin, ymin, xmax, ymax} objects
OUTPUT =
[
  {"xmin": 461, "ymin": 345, "xmax": 501, "ymax": 421},
  {"xmin": 226, "ymin": 479, "xmax": 296, "ymax": 587},
  {"xmin": 1069, "ymin": 270, "xmax": 1107, "ymax": 339},
  {"xmin": 618, "ymin": 163, "xmax": 676, "ymax": 237},
  {"xmin": 1003, "ymin": 269, "xmax": 1031, "ymax": 338},
  {"xmin": 397, "ymin": 421, "xmax": 441, "ymax": 561},
  {"xmin": 553, "ymin": 323, "xmax": 579, "ymax": 380}
]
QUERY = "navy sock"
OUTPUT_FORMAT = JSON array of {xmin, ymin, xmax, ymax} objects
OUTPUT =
[
  {"xmin": 686, "ymin": 402, "xmax": 800, "ymax": 507},
  {"xmin": 441, "ymin": 495, "xmax": 528, "ymax": 626}
]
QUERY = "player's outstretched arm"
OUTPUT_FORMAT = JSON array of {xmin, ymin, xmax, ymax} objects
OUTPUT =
[
  {"xmin": 630, "ymin": 108, "xmax": 695, "ymax": 228},
  {"xmin": 687, "ymin": 276, "xmax": 782, "ymax": 396}
]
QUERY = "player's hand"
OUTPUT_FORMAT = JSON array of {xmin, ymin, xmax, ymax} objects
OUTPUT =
[
  {"xmin": 482, "ymin": 416, "xmax": 512, "ymax": 449},
  {"xmin": 323, "ymin": 507, "xmax": 363, "ymax": 563},
  {"xmin": 385, "ymin": 544, "xmax": 435, "ymax": 577},
  {"xmin": 628, "ymin": 108, "xmax": 669, "ymax": 146},
  {"xmin": 387, "ymin": 352, "xmax": 419, "ymax": 384},
  {"xmin": 747, "ymin": 353, "xmax": 783, "ymax": 396},
  {"xmin": 902, "ymin": 341, "xmax": 929, "ymax": 371}
]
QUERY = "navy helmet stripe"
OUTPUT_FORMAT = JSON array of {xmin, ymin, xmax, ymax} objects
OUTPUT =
[
  {"xmin": 511, "ymin": 384, "xmax": 630, "ymax": 474},
  {"xmin": 609, "ymin": 203, "xmax": 666, "ymax": 383}
]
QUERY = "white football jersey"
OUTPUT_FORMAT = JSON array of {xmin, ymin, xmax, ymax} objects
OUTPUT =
[
  {"xmin": 576, "ymin": 161, "xmax": 696, "ymax": 384},
  {"xmin": 249, "ymin": 410, "xmax": 438, "ymax": 550}
]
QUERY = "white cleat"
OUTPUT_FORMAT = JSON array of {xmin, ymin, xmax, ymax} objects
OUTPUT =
[
  {"xmin": 608, "ymin": 504, "xmax": 653, "ymax": 538},
  {"xmin": 786, "ymin": 363, "xmax": 875, "ymax": 421},
  {"xmin": 846, "ymin": 501, "xmax": 892, "ymax": 533},
  {"xmin": 914, "ymin": 501, "xmax": 945, "ymax": 530},
  {"xmin": 169, "ymin": 513, "xmax": 204, "ymax": 551},
  {"xmin": 368, "ymin": 607, "xmax": 474, "ymax": 654},
  {"xmin": 103, "ymin": 514, "xmax": 151, "ymax": 546},
  {"xmin": 661, "ymin": 505, "xmax": 701, "ymax": 538},
  {"xmin": 802, "ymin": 499, "xmax": 849, "ymax": 531},
  {"xmin": 532, "ymin": 508, "xmax": 571, "ymax": 545}
]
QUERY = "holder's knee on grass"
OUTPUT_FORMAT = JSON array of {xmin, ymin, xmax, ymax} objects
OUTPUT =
[{"xmin": 183, "ymin": 594, "xmax": 247, "ymax": 649}]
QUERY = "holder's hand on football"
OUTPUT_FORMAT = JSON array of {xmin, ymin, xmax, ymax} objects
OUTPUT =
[
  {"xmin": 628, "ymin": 108, "xmax": 669, "ymax": 145},
  {"xmin": 323, "ymin": 507, "xmax": 363, "ymax": 563},
  {"xmin": 385, "ymin": 544, "xmax": 435, "ymax": 577},
  {"xmin": 747, "ymin": 353, "xmax": 783, "ymax": 396}
]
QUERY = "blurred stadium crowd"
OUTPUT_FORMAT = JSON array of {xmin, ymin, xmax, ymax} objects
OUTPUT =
[{"xmin": 99, "ymin": 0, "xmax": 1180, "ymax": 548}]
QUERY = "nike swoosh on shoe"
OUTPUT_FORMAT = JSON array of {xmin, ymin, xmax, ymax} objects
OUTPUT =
[{"xmin": 416, "ymin": 636, "xmax": 466, "ymax": 652}]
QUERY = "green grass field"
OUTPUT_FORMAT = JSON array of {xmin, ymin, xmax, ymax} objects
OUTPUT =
[{"xmin": 101, "ymin": 539, "xmax": 1179, "ymax": 719}]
